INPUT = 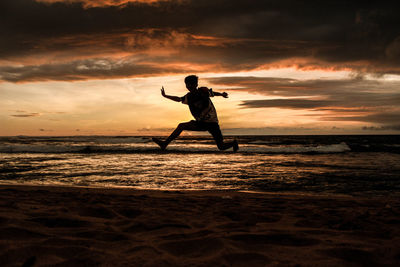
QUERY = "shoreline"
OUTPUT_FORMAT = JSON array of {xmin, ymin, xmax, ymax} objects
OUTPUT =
[
  {"xmin": 1, "ymin": 184, "xmax": 399, "ymax": 266},
  {"xmin": 1, "ymin": 183, "xmax": 397, "ymax": 199}
]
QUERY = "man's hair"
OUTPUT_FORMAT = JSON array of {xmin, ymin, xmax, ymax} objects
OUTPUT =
[{"xmin": 184, "ymin": 75, "xmax": 198, "ymax": 85}]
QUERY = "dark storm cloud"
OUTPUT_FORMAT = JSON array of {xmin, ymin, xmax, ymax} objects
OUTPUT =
[
  {"xmin": 209, "ymin": 75, "xmax": 400, "ymax": 126},
  {"xmin": 0, "ymin": 0, "xmax": 190, "ymax": 60},
  {"xmin": 1, "ymin": 0, "xmax": 400, "ymax": 82}
]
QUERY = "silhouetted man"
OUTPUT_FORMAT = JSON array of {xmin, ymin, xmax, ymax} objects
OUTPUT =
[{"xmin": 152, "ymin": 75, "xmax": 239, "ymax": 152}]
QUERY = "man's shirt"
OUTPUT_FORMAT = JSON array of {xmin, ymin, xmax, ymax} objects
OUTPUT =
[{"xmin": 181, "ymin": 87, "xmax": 218, "ymax": 123}]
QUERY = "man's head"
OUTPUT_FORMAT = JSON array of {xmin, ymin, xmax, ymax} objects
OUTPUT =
[{"xmin": 184, "ymin": 75, "xmax": 198, "ymax": 92}]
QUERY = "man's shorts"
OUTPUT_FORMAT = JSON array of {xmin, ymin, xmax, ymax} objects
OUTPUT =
[{"xmin": 186, "ymin": 120, "xmax": 223, "ymax": 142}]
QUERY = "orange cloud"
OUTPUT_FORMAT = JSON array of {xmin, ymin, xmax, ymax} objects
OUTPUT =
[
  {"xmin": 0, "ymin": 30, "xmax": 231, "ymax": 66},
  {"xmin": 257, "ymin": 58, "xmax": 400, "ymax": 75},
  {"xmin": 1, "ymin": 29, "xmax": 261, "ymax": 82}
]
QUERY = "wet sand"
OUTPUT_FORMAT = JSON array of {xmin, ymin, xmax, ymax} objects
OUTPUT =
[{"xmin": 0, "ymin": 185, "xmax": 399, "ymax": 266}]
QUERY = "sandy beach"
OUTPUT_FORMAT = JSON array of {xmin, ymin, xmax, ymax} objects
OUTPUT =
[{"xmin": 0, "ymin": 185, "xmax": 399, "ymax": 266}]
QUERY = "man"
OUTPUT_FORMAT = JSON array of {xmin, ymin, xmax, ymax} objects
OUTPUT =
[{"xmin": 152, "ymin": 75, "xmax": 239, "ymax": 152}]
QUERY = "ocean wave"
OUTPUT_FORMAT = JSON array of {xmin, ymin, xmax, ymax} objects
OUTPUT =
[
  {"xmin": 0, "ymin": 142, "xmax": 351, "ymax": 154},
  {"xmin": 0, "ymin": 136, "xmax": 150, "ymax": 144},
  {"xmin": 248, "ymin": 140, "xmax": 275, "ymax": 144},
  {"xmin": 245, "ymin": 142, "xmax": 351, "ymax": 153}
]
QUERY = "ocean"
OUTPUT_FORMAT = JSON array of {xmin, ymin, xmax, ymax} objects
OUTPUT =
[{"xmin": 1, "ymin": 135, "xmax": 400, "ymax": 196}]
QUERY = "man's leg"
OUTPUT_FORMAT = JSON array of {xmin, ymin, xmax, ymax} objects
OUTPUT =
[
  {"xmin": 208, "ymin": 123, "xmax": 239, "ymax": 152},
  {"xmin": 153, "ymin": 121, "xmax": 200, "ymax": 150}
]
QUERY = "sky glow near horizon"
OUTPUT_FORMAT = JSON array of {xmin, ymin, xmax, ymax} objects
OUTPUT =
[{"xmin": 1, "ymin": 0, "xmax": 400, "ymax": 135}]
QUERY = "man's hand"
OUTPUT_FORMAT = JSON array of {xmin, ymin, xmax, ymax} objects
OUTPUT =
[
  {"xmin": 213, "ymin": 91, "xmax": 229, "ymax": 98},
  {"xmin": 160, "ymin": 86, "xmax": 181, "ymax": 102}
]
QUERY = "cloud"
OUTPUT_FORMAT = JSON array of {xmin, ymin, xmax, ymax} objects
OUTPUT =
[
  {"xmin": 208, "ymin": 75, "xmax": 400, "ymax": 126},
  {"xmin": 321, "ymin": 112, "xmax": 400, "ymax": 124},
  {"xmin": 1, "ymin": 28, "xmax": 264, "ymax": 81},
  {"xmin": 0, "ymin": 57, "xmax": 189, "ymax": 82},
  {"xmin": 11, "ymin": 112, "xmax": 41, "ymax": 117},
  {"xmin": 362, "ymin": 125, "xmax": 400, "ymax": 131},
  {"xmin": 0, "ymin": 26, "xmax": 326, "ymax": 81},
  {"xmin": 208, "ymin": 76, "xmax": 400, "ymax": 105},
  {"xmin": 1, "ymin": 0, "xmax": 400, "ymax": 82},
  {"xmin": 240, "ymin": 99, "xmax": 335, "ymax": 109}
]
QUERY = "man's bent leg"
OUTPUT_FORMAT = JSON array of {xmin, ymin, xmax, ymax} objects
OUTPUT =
[
  {"xmin": 165, "ymin": 121, "xmax": 199, "ymax": 145},
  {"xmin": 208, "ymin": 123, "xmax": 238, "ymax": 151},
  {"xmin": 153, "ymin": 121, "xmax": 200, "ymax": 150}
]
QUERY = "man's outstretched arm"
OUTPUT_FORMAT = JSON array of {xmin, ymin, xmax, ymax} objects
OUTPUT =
[
  {"xmin": 212, "ymin": 90, "xmax": 229, "ymax": 98},
  {"xmin": 161, "ymin": 86, "xmax": 181, "ymax": 102}
]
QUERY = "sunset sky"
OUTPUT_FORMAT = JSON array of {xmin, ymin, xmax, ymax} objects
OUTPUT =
[{"xmin": 1, "ymin": 0, "xmax": 400, "ymax": 135}]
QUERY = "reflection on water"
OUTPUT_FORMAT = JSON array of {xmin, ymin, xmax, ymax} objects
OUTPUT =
[{"xmin": 1, "ymin": 152, "xmax": 400, "ymax": 196}]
